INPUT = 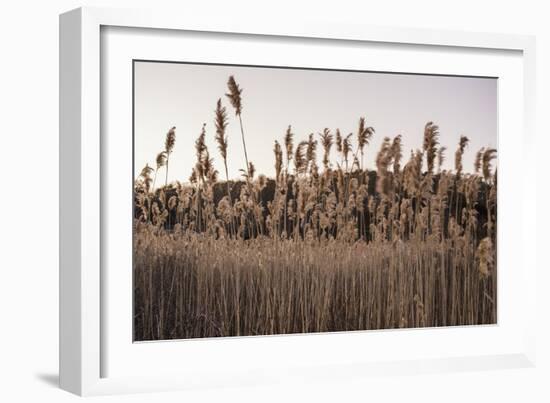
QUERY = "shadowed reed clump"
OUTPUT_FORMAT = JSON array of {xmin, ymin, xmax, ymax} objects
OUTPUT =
[{"xmin": 133, "ymin": 76, "xmax": 497, "ymax": 341}]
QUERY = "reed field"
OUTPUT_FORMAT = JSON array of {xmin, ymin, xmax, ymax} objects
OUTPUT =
[{"xmin": 133, "ymin": 75, "xmax": 497, "ymax": 341}]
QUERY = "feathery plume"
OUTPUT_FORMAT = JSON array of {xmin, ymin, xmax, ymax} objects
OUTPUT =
[
  {"xmin": 203, "ymin": 151, "xmax": 218, "ymax": 184},
  {"xmin": 474, "ymin": 147, "xmax": 485, "ymax": 175},
  {"xmin": 152, "ymin": 151, "xmax": 167, "ymax": 191},
  {"xmin": 189, "ymin": 167, "xmax": 198, "ymax": 185},
  {"xmin": 140, "ymin": 164, "xmax": 154, "ymax": 179},
  {"xmin": 454, "ymin": 135, "xmax": 469, "ymax": 177},
  {"xmin": 482, "ymin": 148, "xmax": 497, "ymax": 182},
  {"xmin": 274, "ymin": 140, "xmax": 283, "ymax": 182},
  {"xmin": 164, "ymin": 126, "xmax": 176, "ymax": 186},
  {"xmin": 342, "ymin": 133, "xmax": 353, "ymax": 170},
  {"xmin": 356, "ymin": 117, "xmax": 375, "ymax": 169},
  {"xmin": 306, "ymin": 133, "xmax": 317, "ymax": 166},
  {"xmin": 226, "ymin": 76, "xmax": 251, "ymax": 187},
  {"xmin": 248, "ymin": 161, "xmax": 256, "ymax": 180},
  {"xmin": 376, "ymin": 137, "xmax": 392, "ymax": 195},
  {"xmin": 195, "ymin": 123, "xmax": 207, "ymax": 164},
  {"xmin": 318, "ymin": 128, "xmax": 333, "ymax": 170},
  {"xmin": 335, "ymin": 129, "xmax": 343, "ymax": 154},
  {"xmin": 423, "ymin": 121, "xmax": 439, "ymax": 175},
  {"xmin": 214, "ymin": 99, "xmax": 229, "ymax": 160},
  {"xmin": 156, "ymin": 152, "xmax": 167, "ymax": 169},
  {"xmin": 284, "ymin": 125, "xmax": 294, "ymax": 168},
  {"xmin": 294, "ymin": 141, "xmax": 308, "ymax": 175},
  {"xmin": 164, "ymin": 126, "xmax": 176, "ymax": 154},
  {"xmin": 225, "ymin": 76, "xmax": 243, "ymax": 116},
  {"xmin": 391, "ymin": 135, "xmax": 403, "ymax": 175},
  {"xmin": 140, "ymin": 164, "xmax": 154, "ymax": 193}
]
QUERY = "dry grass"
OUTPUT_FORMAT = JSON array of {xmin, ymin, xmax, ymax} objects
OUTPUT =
[
  {"xmin": 134, "ymin": 227, "xmax": 495, "ymax": 340},
  {"xmin": 133, "ymin": 76, "xmax": 497, "ymax": 341}
]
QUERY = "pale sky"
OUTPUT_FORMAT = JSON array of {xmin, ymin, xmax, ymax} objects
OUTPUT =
[{"xmin": 134, "ymin": 61, "xmax": 497, "ymax": 183}]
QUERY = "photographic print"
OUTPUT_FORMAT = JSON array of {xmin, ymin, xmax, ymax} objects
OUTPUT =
[{"xmin": 133, "ymin": 61, "xmax": 497, "ymax": 341}]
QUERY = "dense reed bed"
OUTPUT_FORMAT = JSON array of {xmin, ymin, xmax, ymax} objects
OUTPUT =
[{"xmin": 133, "ymin": 76, "xmax": 497, "ymax": 341}]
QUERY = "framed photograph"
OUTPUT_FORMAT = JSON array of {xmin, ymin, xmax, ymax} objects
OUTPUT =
[{"xmin": 60, "ymin": 7, "xmax": 537, "ymax": 396}]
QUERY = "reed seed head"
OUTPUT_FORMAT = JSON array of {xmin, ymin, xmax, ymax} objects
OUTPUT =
[{"xmin": 226, "ymin": 76, "xmax": 243, "ymax": 116}]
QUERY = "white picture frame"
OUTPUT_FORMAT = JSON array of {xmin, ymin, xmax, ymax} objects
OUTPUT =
[{"xmin": 59, "ymin": 6, "xmax": 537, "ymax": 396}]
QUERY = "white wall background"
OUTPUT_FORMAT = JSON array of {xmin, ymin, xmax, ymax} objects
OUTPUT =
[{"xmin": 0, "ymin": 1, "xmax": 548, "ymax": 402}]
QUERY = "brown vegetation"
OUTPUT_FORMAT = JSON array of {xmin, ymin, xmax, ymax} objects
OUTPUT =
[{"xmin": 133, "ymin": 76, "xmax": 497, "ymax": 341}]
